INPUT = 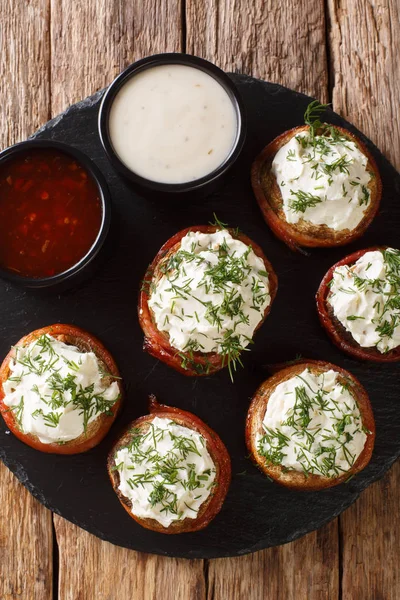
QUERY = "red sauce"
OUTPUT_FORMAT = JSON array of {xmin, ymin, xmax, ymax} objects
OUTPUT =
[{"xmin": 0, "ymin": 149, "xmax": 102, "ymax": 278}]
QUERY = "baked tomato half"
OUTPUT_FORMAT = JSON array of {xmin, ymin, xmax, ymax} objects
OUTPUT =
[
  {"xmin": 0, "ymin": 324, "xmax": 123, "ymax": 454},
  {"xmin": 139, "ymin": 225, "xmax": 278, "ymax": 376},
  {"xmin": 108, "ymin": 395, "xmax": 231, "ymax": 533},
  {"xmin": 246, "ymin": 360, "xmax": 375, "ymax": 490},
  {"xmin": 251, "ymin": 125, "xmax": 382, "ymax": 252},
  {"xmin": 316, "ymin": 247, "xmax": 400, "ymax": 362}
]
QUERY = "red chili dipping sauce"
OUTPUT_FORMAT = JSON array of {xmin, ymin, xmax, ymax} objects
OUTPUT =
[{"xmin": 0, "ymin": 149, "xmax": 102, "ymax": 278}]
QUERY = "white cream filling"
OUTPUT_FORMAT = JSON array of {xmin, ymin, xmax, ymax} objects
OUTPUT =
[
  {"xmin": 272, "ymin": 130, "xmax": 372, "ymax": 231},
  {"xmin": 147, "ymin": 230, "xmax": 271, "ymax": 360},
  {"xmin": 115, "ymin": 417, "xmax": 216, "ymax": 527},
  {"xmin": 256, "ymin": 368, "xmax": 367, "ymax": 477},
  {"xmin": 2, "ymin": 334, "xmax": 120, "ymax": 444},
  {"xmin": 328, "ymin": 248, "xmax": 400, "ymax": 353}
]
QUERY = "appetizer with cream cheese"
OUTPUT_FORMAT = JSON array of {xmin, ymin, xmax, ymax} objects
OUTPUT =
[
  {"xmin": 251, "ymin": 101, "xmax": 382, "ymax": 250},
  {"xmin": 0, "ymin": 324, "xmax": 122, "ymax": 453},
  {"xmin": 246, "ymin": 361, "xmax": 375, "ymax": 490},
  {"xmin": 139, "ymin": 221, "xmax": 277, "ymax": 378},
  {"xmin": 108, "ymin": 395, "xmax": 231, "ymax": 533},
  {"xmin": 317, "ymin": 247, "xmax": 400, "ymax": 361}
]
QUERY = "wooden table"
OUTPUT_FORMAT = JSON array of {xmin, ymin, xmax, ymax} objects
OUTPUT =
[{"xmin": 0, "ymin": 1, "xmax": 399, "ymax": 598}]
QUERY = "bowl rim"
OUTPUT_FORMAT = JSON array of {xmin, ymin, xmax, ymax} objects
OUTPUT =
[
  {"xmin": 98, "ymin": 52, "xmax": 247, "ymax": 193},
  {"xmin": 0, "ymin": 139, "xmax": 111, "ymax": 288}
]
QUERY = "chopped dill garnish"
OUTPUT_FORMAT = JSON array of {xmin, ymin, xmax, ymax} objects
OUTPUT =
[
  {"xmin": 116, "ymin": 422, "xmax": 215, "ymax": 520},
  {"xmin": 289, "ymin": 189, "xmax": 323, "ymax": 213},
  {"xmin": 257, "ymin": 370, "xmax": 366, "ymax": 478},
  {"xmin": 4, "ymin": 335, "xmax": 119, "ymax": 436}
]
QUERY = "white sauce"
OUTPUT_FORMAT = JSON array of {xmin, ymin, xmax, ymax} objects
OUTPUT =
[
  {"xmin": 257, "ymin": 369, "xmax": 367, "ymax": 477},
  {"xmin": 108, "ymin": 64, "xmax": 238, "ymax": 184},
  {"xmin": 115, "ymin": 417, "xmax": 216, "ymax": 527},
  {"xmin": 328, "ymin": 248, "xmax": 400, "ymax": 353},
  {"xmin": 2, "ymin": 334, "xmax": 120, "ymax": 444},
  {"xmin": 147, "ymin": 229, "xmax": 271, "ymax": 356},
  {"xmin": 272, "ymin": 130, "xmax": 371, "ymax": 231}
]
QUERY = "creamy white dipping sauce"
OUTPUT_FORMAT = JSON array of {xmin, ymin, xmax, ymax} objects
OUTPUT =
[
  {"xmin": 108, "ymin": 64, "xmax": 238, "ymax": 184},
  {"xmin": 272, "ymin": 129, "xmax": 371, "ymax": 231},
  {"xmin": 147, "ymin": 229, "xmax": 271, "ymax": 362},
  {"xmin": 328, "ymin": 248, "xmax": 400, "ymax": 353},
  {"xmin": 257, "ymin": 368, "xmax": 367, "ymax": 477},
  {"xmin": 115, "ymin": 417, "xmax": 216, "ymax": 527},
  {"xmin": 2, "ymin": 334, "xmax": 120, "ymax": 444}
]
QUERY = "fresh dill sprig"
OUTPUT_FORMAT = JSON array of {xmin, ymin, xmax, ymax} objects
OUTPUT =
[
  {"xmin": 209, "ymin": 213, "xmax": 229, "ymax": 229},
  {"xmin": 304, "ymin": 100, "xmax": 329, "ymax": 139},
  {"xmin": 322, "ymin": 155, "xmax": 353, "ymax": 175},
  {"xmin": 289, "ymin": 189, "xmax": 323, "ymax": 213}
]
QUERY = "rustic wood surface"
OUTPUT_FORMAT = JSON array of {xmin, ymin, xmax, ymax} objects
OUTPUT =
[{"xmin": 0, "ymin": 0, "xmax": 399, "ymax": 598}]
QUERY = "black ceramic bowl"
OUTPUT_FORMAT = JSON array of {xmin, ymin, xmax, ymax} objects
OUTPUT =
[
  {"xmin": 0, "ymin": 139, "xmax": 111, "ymax": 289},
  {"xmin": 98, "ymin": 53, "xmax": 247, "ymax": 199}
]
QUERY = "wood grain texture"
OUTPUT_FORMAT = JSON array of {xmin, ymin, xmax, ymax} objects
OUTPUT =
[
  {"xmin": 329, "ymin": 2, "xmax": 400, "ymax": 597},
  {"xmin": 54, "ymin": 515, "xmax": 205, "ymax": 600},
  {"xmin": 0, "ymin": 2, "xmax": 53, "ymax": 599},
  {"xmin": 0, "ymin": 0, "xmax": 50, "ymax": 145},
  {"xmin": 339, "ymin": 462, "xmax": 400, "ymax": 600},
  {"xmin": 206, "ymin": 521, "xmax": 339, "ymax": 600},
  {"xmin": 0, "ymin": 466, "xmax": 53, "ymax": 599},
  {"xmin": 186, "ymin": 0, "xmax": 329, "ymax": 101},
  {"xmin": 328, "ymin": 0, "xmax": 400, "ymax": 168},
  {"xmin": 50, "ymin": 0, "xmax": 182, "ymax": 115}
]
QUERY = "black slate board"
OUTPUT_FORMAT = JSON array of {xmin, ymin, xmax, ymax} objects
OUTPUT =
[{"xmin": 1, "ymin": 74, "xmax": 400, "ymax": 559}]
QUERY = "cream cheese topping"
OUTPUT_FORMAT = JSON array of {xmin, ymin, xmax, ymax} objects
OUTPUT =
[
  {"xmin": 115, "ymin": 417, "xmax": 216, "ymax": 527},
  {"xmin": 147, "ymin": 229, "xmax": 271, "ymax": 374},
  {"xmin": 328, "ymin": 248, "xmax": 400, "ymax": 353},
  {"xmin": 272, "ymin": 129, "xmax": 372, "ymax": 231},
  {"xmin": 2, "ymin": 334, "xmax": 120, "ymax": 444},
  {"xmin": 256, "ymin": 368, "xmax": 367, "ymax": 477}
]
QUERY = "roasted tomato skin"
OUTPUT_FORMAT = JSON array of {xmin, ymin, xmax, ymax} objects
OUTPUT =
[
  {"xmin": 0, "ymin": 324, "xmax": 123, "ymax": 454},
  {"xmin": 138, "ymin": 225, "xmax": 278, "ymax": 376},
  {"xmin": 251, "ymin": 125, "xmax": 382, "ymax": 252},
  {"xmin": 316, "ymin": 247, "xmax": 400, "ymax": 362},
  {"xmin": 107, "ymin": 395, "xmax": 231, "ymax": 534},
  {"xmin": 246, "ymin": 359, "xmax": 375, "ymax": 490}
]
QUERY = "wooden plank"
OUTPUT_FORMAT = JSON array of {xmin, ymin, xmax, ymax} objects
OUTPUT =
[
  {"xmin": 186, "ymin": 0, "xmax": 329, "ymax": 101},
  {"xmin": 0, "ymin": 0, "xmax": 51, "ymax": 145},
  {"xmin": 54, "ymin": 516, "xmax": 206, "ymax": 600},
  {"xmin": 186, "ymin": 3, "xmax": 339, "ymax": 599},
  {"xmin": 339, "ymin": 463, "xmax": 400, "ymax": 599},
  {"xmin": 0, "ymin": 467, "xmax": 53, "ymax": 600},
  {"xmin": 329, "ymin": 0, "xmax": 400, "ymax": 170},
  {"xmin": 0, "ymin": 1, "xmax": 53, "ymax": 599},
  {"xmin": 50, "ymin": 0, "xmax": 182, "ymax": 116},
  {"xmin": 206, "ymin": 521, "xmax": 339, "ymax": 600},
  {"xmin": 329, "ymin": 2, "xmax": 400, "ymax": 597}
]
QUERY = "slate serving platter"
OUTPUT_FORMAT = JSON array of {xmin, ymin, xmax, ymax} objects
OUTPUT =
[{"xmin": 0, "ymin": 74, "xmax": 399, "ymax": 559}]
